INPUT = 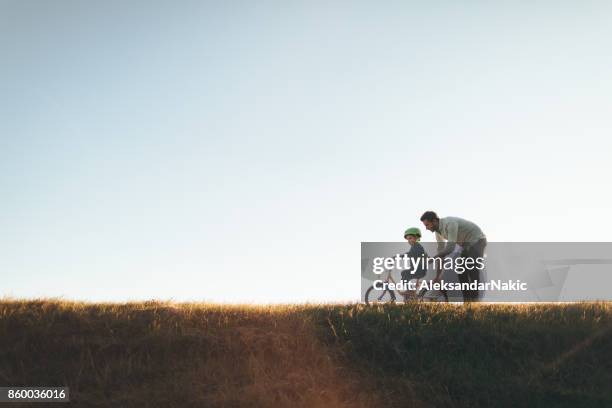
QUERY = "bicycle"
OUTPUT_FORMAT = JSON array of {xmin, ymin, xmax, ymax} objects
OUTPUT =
[{"xmin": 364, "ymin": 267, "xmax": 429, "ymax": 305}]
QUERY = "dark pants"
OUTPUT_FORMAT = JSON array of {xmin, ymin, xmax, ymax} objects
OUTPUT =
[{"xmin": 459, "ymin": 238, "xmax": 487, "ymax": 302}]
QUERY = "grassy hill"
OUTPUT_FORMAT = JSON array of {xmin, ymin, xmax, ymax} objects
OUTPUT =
[{"xmin": 1, "ymin": 300, "xmax": 611, "ymax": 407}]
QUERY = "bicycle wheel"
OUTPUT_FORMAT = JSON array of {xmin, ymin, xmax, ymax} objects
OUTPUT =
[{"xmin": 364, "ymin": 285, "xmax": 396, "ymax": 305}]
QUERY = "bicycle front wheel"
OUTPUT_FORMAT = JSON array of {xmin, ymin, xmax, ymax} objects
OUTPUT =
[{"xmin": 364, "ymin": 285, "xmax": 396, "ymax": 305}]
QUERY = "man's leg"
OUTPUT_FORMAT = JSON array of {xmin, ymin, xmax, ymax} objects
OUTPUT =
[
  {"xmin": 457, "ymin": 266, "xmax": 471, "ymax": 301},
  {"xmin": 464, "ymin": 238, "xmax": 487, "ymax": 301},
  {"xmin": 467, "ymin": 268, "xmax": 480, "ymax": 301}
]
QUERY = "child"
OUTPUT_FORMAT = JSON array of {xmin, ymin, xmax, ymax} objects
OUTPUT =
[{"xmin": 400, "ymin": 227, "xmax": 427, "ymax": 299}]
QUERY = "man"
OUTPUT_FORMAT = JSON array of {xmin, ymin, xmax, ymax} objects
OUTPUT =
[{"xmin": 420, "ymin": 211, "xmax": 487, "ymax": 301}]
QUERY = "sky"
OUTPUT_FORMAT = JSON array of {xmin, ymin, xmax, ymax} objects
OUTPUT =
[{"xmin": 1, "ymin": 1, "xmax": 611, "ymax": 303}]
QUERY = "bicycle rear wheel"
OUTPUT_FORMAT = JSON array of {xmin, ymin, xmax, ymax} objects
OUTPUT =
[{"xmin": 364, "ymin": 285, "xmax": 396, "ymax": 305}]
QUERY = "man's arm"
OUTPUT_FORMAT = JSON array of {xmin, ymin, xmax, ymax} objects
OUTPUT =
[
  {"xmin": 436, "ymin": 232, "xmax": 445, "ymax": 253},
  {"xmin": 432, "ymin": 232, "xmax": 445, "ymax": 282},
  {"xmin": 435, "ymin": 220, "xmax": 458, "ymax": 258},
  {"xmin": 432, "ymin": 221, "xmax": 459, "ymax": 282}
]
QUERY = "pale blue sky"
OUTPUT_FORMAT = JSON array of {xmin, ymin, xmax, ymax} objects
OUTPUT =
[{"xmin": 1, "ymin": 1, "xmax": 611, "ymax": 302}]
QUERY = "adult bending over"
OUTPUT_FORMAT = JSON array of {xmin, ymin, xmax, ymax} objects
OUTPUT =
[{"xmin": 420, "ymin": 211, "xmax": 487, "ymax": 302}]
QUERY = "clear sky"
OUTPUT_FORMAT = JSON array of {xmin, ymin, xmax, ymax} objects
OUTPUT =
[{"xmin": 1, "ymin": 1, "xmax": 611, "ymax": 303}]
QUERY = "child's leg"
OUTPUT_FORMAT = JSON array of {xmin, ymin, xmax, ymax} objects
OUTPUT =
[
  {"xmin": 400, "ymin": 279, "xmax": 416, "ymax": 300},
  {"xmin": 413, "ymin": 279, "xmax": 421, "ymax": 296}
]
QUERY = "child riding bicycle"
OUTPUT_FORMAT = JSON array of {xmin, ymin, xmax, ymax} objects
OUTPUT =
[{"xmin": 399, "ymin": 227, "xmax": 427, "ymax": 300}]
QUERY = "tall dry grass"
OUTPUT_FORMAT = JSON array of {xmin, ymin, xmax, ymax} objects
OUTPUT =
[
  {"xmin": 0, "ymin": 299, "xmax": 384, "ymax": 407},
  {"xmin": 1, "ymin": 300, "xmax": 611, "ymax": 407}
]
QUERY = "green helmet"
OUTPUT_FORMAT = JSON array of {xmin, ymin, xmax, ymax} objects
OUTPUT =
[{"xmin": 404, "ymin": 227, "xmax": 422, "ymax": 239}]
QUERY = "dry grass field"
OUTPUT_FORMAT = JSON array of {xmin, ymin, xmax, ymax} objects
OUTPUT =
[{"xmin": 1, "ymin": 300, "xmax": 611, "ymax": 407}]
